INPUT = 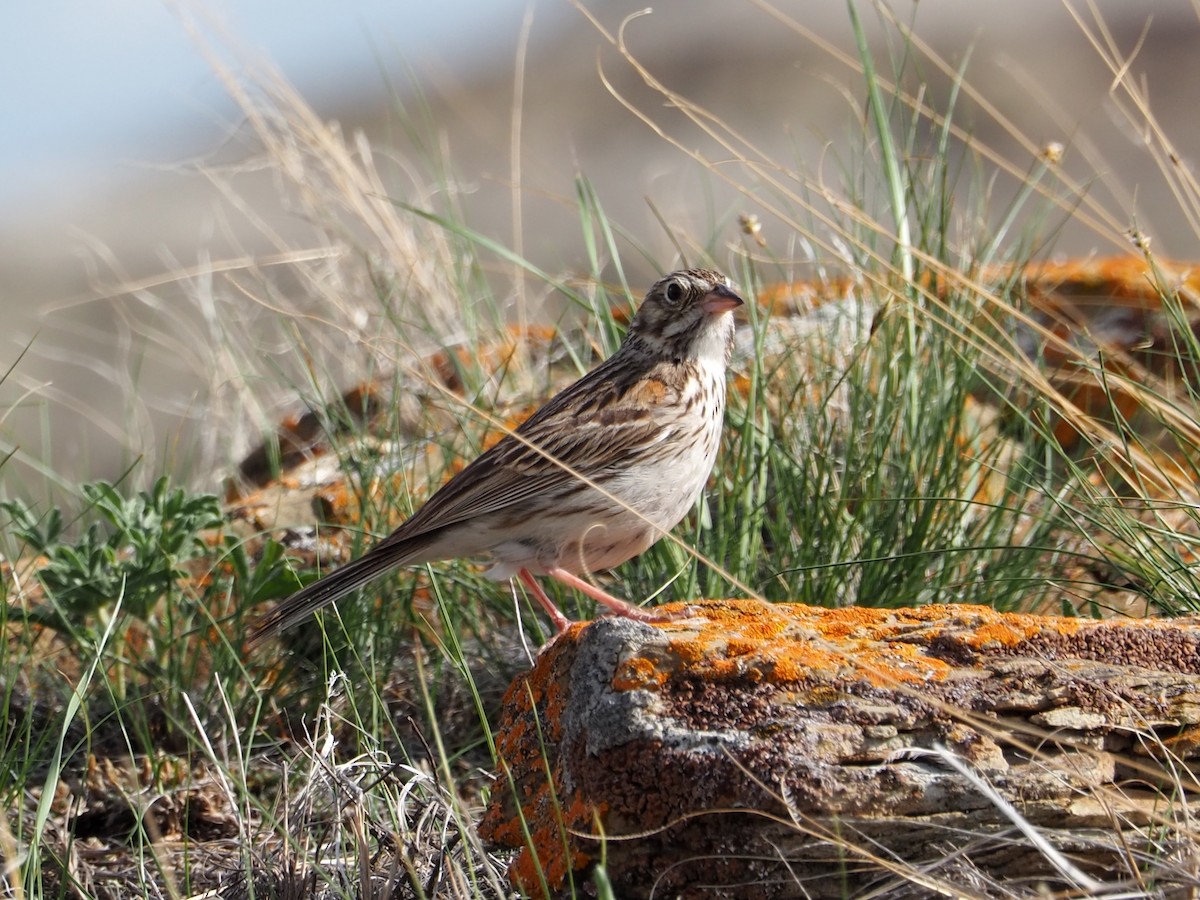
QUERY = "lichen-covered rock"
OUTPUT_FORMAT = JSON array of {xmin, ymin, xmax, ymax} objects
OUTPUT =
[{"xmin": 480, "ymin": 599, "xmax": 1200, "ymax": 897}]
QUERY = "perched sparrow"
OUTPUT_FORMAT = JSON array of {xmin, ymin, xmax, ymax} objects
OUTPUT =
[{"xmin": 249, "ymin": 268, "xmax": 743, "ymax": 642}]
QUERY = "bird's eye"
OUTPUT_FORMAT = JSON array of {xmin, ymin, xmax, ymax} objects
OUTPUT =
[{"xmin": 665, "ymin": 280, "xmax": 684, "ymax": 303}]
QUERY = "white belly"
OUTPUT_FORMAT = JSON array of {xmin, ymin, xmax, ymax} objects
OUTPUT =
[{"xmin": 484, "ymin": 366, "xmax": 725, "ymax": 578}]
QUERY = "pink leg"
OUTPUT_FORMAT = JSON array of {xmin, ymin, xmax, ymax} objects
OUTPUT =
[
  {"xmin": 545, "ymin": 567, "xmax": 670, "ymax": 624},
  {"xmin": 518, "ymin": 569, "xmax": 573, "ymax": 634}
]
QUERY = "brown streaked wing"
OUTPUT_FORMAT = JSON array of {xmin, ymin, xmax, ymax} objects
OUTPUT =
[{"xmin": 374, "ymin": 354, "xmax": 677, "ymax": 548}]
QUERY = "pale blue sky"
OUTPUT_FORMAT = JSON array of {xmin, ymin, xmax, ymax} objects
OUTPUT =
[{"xmin": 1, "ymin": 0, "xmax": 530, "ymax": 212}]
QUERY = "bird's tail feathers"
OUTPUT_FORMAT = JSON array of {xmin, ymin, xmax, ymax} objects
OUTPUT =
[{"xmin": 247, "ymin": 541, "xmax": 424, "ymax": 645}]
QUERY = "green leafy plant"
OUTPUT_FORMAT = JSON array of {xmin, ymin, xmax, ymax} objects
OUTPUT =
[
  {"xmin": 2, "ymin": 476, "xmax": 223, "ymax": 634},
  {"xmin": 223, "ymin": 533, "xmax": 307, "ymax": 611}
]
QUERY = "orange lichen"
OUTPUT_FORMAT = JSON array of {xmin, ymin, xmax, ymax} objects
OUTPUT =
[
  {"xmin": 724, "ymin": 637, "xmax": 764, "ymax": 658},
  {"xmin": 1163, "ymin": 725, "xmax": 1200, "ymax": 757},
  {"xmin": 606, "ymin": 600, "xmax": 1177, "ymax": 697},
  {"xmin": 1019, "ymin": 255, "xmax": 1198, "ymax": 306},
  {"xmin": 811, "ymin": 605, "xmax": 892, "ymax": 639},
  {"xmin": 485, "ymin": 629, "xmax": 611, "ymax": 894},
  {"xmin": 731, "ymin": 372, "xmax": 754, "ymax": 398},
  {"xmin": 313, "ymin": 481, "xmax": 358, "ymax": 524},
  {"xmin": 630, "ymin": 601, "xmax": 968, "ymax": 690},
  {"xmin": 428, "ymin": 323, "xmax": 562, "ymax": 395},
  {"xmin": 767, "ymin": 649, "xmax": 839, "ymax": 684},
  {"xmin": 958, "ymin": 609, "xmax": 1082, "ymax": 649},
  {"xmin": 966, "ymin": 620, "xmax": 1039, "ymax": 649},
  {"xmin": 612, "ymin": 656, "xmax": 667, "ymax": 691},
  {"xmin": 501, "ymin": 784, "xmax": 600, "ymax": 892},
  {"xmin": 755, "ymin": 277, "xmax": 858, "ymax": 316},
  {"xmin": 665, "ymin": 635, "xmax": 709, "ymax": 666}
]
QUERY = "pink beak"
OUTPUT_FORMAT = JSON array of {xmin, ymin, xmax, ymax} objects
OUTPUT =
[{"xmin": 701, "ymin": 283, "xmax": 745, "ymax": 314}]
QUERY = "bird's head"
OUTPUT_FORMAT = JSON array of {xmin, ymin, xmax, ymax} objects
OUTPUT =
[{"xmin": 627, "ymin": 268, "xmax": 744, "ymax": 365}]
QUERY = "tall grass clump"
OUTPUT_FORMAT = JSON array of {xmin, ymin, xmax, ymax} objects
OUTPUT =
[{"xmin": 589, "ymin": 4, "xmax": 1078, "ymax": 620}]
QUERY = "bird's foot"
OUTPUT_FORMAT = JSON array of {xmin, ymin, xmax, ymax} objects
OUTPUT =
[
  {"xmin": 518, "ymin": 569, "xmax": 574, "ymax": 634},
  {"xmin": 545, "ymin": 567, "xmax": 694, "ymax": 627}
]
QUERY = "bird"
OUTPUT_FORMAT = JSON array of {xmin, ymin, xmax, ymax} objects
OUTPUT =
[{"xmin": 249, "ymin": 267, "xmax": 744, "ymax": 642}]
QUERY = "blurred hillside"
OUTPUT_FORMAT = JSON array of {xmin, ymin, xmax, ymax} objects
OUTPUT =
[{"xmin": 2, "ymin": 0, "xmax": 1199, "ymax": 502}]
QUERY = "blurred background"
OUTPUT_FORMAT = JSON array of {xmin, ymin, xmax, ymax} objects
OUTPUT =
[{"xmin": 3, "ymin": 0, "xmax": 1199, "ymax": 502}]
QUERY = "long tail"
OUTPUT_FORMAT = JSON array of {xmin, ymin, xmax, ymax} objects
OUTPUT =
[{"xmin": 247, "ymin": 535, "xmax": 433, "ymax": 645}]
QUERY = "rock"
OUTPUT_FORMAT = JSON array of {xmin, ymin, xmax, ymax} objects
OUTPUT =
[{"xmin": 480, "ymin": 599, "xmax": 1200, "ymax": 897}]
